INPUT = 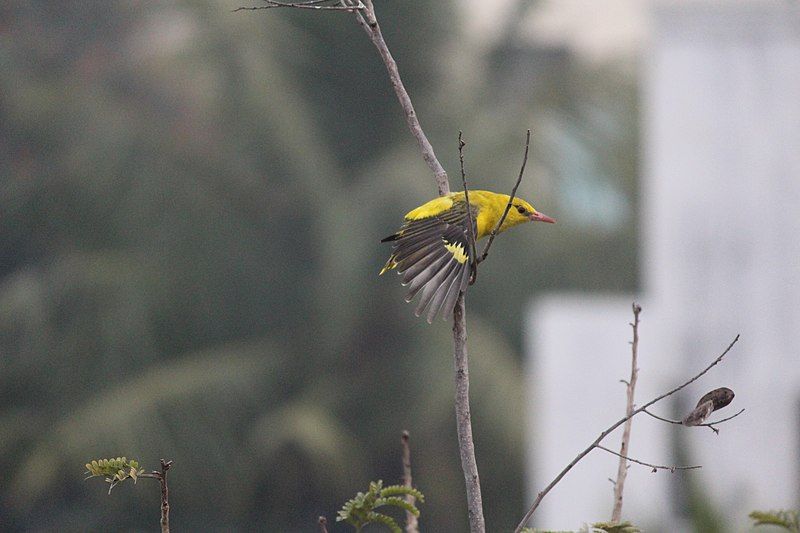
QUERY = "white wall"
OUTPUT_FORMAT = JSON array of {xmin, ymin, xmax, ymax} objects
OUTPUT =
[{"xmin": 527, "ymin": 1, "xmax": 800, "ymax": 530}]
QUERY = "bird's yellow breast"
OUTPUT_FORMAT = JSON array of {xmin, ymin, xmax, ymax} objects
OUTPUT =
[{"xmin": 403, "ymin": 190, "xmax": 532, "ymax": 239}]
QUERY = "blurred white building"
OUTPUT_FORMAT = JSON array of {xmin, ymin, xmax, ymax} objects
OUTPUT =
[{"xmin": 526, "ymin": 1, "xmax": 800, "ymax": 530}]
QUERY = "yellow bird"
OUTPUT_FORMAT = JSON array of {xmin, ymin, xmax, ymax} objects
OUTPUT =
[{"xmin": 381, "ymin": 190, "xmax": 555, "ymax": 322}]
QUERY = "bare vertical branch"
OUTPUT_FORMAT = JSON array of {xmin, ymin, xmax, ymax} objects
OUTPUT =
[
  {"xmin": 243, "ymin": 3, "xmax": 484, "ymax": 530},
  {"xmin": 353, "ymin": 3, "xmax": 482, "ymax": 530},
  {"xmin": 401, "ymin": 430, "xmax": 419, "ymax": 533},
  {"xmin": 452, "ymin": 297, "xmax": 485, "ymax": 533},
  {"xmin": 611, "ymin": 303, "xmax": 642, "ymax": 522},
  {"xmin": 318, "ymin": 516, "xmax": 329, "ymax": 533}
]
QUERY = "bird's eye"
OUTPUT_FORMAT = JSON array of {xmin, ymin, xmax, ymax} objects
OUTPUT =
[{"xmin": 516, "ymin": 206, "xmax": 526, "ymax": 215}]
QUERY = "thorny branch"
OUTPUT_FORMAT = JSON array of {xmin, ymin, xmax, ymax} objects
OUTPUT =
[
  {"xmin": 477, "ymin": 129, "xmax": 531, "ymax": 264},
  {"xmin": 597, "ymin": 445, "xmax": 700, "ymax": 473},
  {"xmin": 611, "ymin": 303, "xmax": 641, "ymax": 522},
  {"xmin": 514, "ymin": 334, "xmax": 740, "ymax": 533}
]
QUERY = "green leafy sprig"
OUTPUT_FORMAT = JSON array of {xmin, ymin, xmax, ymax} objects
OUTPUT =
[
  {"xmin": 336, "ymin": 480, "xmax": 424, "ymax": 533},
  {"xmin": 84, "ymin": 457, "xmax": 145, "ymax": 494},
  {"xmin": 750, "ymin": 510, "xmax": 800, "ymax": 532}
]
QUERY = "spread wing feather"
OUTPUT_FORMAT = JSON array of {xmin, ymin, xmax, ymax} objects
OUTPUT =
[{"xmin": 381, "ymin": 200, "xmax": 476, "ymax": 322}]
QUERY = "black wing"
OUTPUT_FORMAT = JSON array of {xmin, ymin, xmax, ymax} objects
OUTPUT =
[{"xmin": 382, "ymin": 201, "xmax": 475, "ymax": 323}]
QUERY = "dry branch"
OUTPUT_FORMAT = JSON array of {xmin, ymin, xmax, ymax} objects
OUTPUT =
[
  {"xmin": 611, "ymin": 303, "xmax": 641, "ymax": 522},
  {"xmin": 597, "ymin": 445, "xmax": 700, "ymax": 473},
  {"xmin": 239, "ymin": 2, "xmax": 485, "ymax": 530},
  {"xmin": 138, "ymin": 459, "xmax": 173, "ymax": 533},
  {"xmin": 514, "ymin": 334, "xmax": 740, "ymax": 533}
]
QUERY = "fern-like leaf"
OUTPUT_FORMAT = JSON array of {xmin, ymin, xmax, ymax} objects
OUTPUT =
[
  {"xmin": 336, "ymin": 479, "xmax": 425, "ymax": 531},
  {"xmin": 379, "ymin": 484, "xmax": 426, "ymax": 502},
  {"xmin": 591, "ymin": 521, "xmax": 642, "ymax": 533},
  {"xmin": 366, "ymin": 511, "xmax": 402, "ymax": 533},
  {"xmin": 84, "ymin": 457, "xmax": 145, "ymax": 494},
  {"xmin": 750, "ymin": 510, "xmax": 800, "ymax": 531},
  {"xmin": 374, "ymin": 496, "xmax": 420, "ymax": 517}
]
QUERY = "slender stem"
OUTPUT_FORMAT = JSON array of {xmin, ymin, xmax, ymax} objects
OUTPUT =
[
  {"xmin": 458, "ymin": 131, "xmax": 478, "ymax": 285},
  {"xmin": 233, "ymin": 0, "xmax": 364, "ymax": 12},
  {"xmin": 401, "ymin": 431, "xmax": 419, "ymax": 533},
  {"xmin": 318, "ymin": 516, "xmax": 329, "ymax": 533},
  {"xmin": 643, "ymin": 407, "xmax": 746, "ymax": 434},
  {"xmin": 514, "ymin": 334, "xmax": 740, "ymax": 533},
  {"xmin": 478, "ymin": 129, "xmax": 530, "ymax": 264},
  {"xmin": 611, "ymin": 303, "xmax": 641, "ymax": 522},
  {"xmin": 452, "ymin": 295, "xmax": 485, "ymax": 533},
  {"xmin": 597, "ymin": 445, "xmax": 700, "ymax": 472}
]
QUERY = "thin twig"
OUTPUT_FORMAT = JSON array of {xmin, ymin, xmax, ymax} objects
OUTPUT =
[
  {"xmin": 611, "ymin": 303, "xmax": 641, "ymax": 522},
  {"xmin": 318, "ymin": 516, "xmax": 329, "ymax": 533},
  {"xmin": 458, "ymin": 131, "xmax": 478, "ymax": 285},
  {"xmin": 703, "ymin": 408, "xmax": 746, "ymax": 434},
  {"xmin": 477, "ymin": 129, "xmax": 531, "ymax": 264},
  {"xmin": 642, "ymin": 409, "xmax": 682, "ymax": 425},
  {"xmin": 514, "ymin": 334, "xmax": 740, "ymax": 533},
  {"xmin": 643, "ymin": 407, "xmax": 746, "ymax": 435},
  {"xmin": 233, "ymin": 0, "xmax": 364, "ymax": 13},
  {"xmin": 597, "ymin": 445, "xmax": 701, "ymax": 473},
  {"xmin": 401, "ymin": 430, "xmax": 419, "ymax": 533}
]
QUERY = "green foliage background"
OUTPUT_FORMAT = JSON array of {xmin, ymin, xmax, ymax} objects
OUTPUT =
[{"xmin": 0, "ymin": 1, "xmax": 637, "ymax": 531}]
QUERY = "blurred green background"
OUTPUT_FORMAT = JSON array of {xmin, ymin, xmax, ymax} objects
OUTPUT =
[{"xmin": 0, "ymin": 1, "xmax": 637, "ymax": 531}]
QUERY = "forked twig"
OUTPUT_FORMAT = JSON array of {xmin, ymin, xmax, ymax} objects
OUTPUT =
[
  {"xmin": 514, "ymin": 334, "xmax": 740, "ymax": 533},
  {"xmin": 477, "ymin": 129, "xmax": 531, "ymax": 264}
]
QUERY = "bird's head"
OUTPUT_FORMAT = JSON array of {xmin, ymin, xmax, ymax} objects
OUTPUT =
[{"xmin": 500, "ymin": 197, "xmax": 556, "ymax": 232}]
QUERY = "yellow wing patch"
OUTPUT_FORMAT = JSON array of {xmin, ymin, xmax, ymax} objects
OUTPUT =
[
  {"xmin": 379, "ymin": 259, "xmax": 397, "ymax": 275},
  {"xmin": 405, "ymin": 195, "xmax": 455, "ymax": 220},
  {"xmin": 443, "ymin": 240, "xmax": 468, "ymax": 264}
]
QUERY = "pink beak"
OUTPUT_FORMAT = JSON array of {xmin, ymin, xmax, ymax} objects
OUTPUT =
[{"xmin": 529, "ymin": 211, "xmax": 556, "ymax": 224}]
